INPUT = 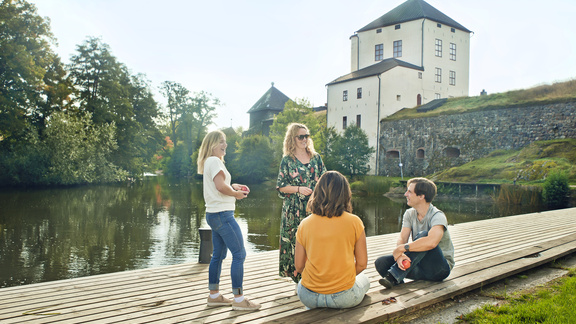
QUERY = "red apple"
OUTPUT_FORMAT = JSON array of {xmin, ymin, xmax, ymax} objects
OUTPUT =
[{"xmin": 402, "ymin": 259, "xmax": 411, "ymax": 269}]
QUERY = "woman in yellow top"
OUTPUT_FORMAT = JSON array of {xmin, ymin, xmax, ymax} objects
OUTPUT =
[{"xmin": 294, "ymin": 171, "xmax": 369, "ymax": 309}]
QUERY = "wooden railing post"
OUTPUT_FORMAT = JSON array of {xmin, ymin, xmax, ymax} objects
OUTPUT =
[{"xmin": 198, "ymin": 228, "xmax": 212, "ymax": 263}]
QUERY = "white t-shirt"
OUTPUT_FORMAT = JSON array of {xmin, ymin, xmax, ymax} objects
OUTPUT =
[{"xmin": 203, "ymin": 156, "xmax": 235, "ymax": 213}]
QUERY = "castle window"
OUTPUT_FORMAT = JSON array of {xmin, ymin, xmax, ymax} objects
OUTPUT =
[
  {"xmin": 449, "ymin": 71, "xmax": 456, "ymax": 85},
  {"xmin": 357, "ymin": 87, "xmax": 362, "ymax": 99},
  {"xmin": 375, "ymin": 44, "xmax": 383, "ymax": 61},
  {"xmin": 396, "ymin": 95, "xmax": 401, "ymax": 101},
  {"xmin": 435, "ymin": 93, "xmax": 441, "ymax": 99},
  {"xmin": 416, "ymin": 148, "xmax": 425, "ymax": 159},
  {"xmin": 376, "ymin": 28, "xmax": 382, "ymax": 33},
  {"xmin": 435, "ymin": 68, "xmax": 442, "ymax": 83},
  {"xmin": 451, "ymin": 27, "xmax": 455, "ymax": 33},
  {"xmin": 450, "ymin": 43, "xmax": 456, "ymax": 61},
  {"xmin": 444, "ymin": 147, "xmax": 460, "ymax": 158},
  {"xmin": 435, "ymin": 39, "xmax": 442, "ymax": 57},
  {"xmin": 343, "ymin": 90, "xmax": 348, "ymax": 101},
  {"xmin": 386, "ymin": 150, "xmax": 400, "ymax": 159},
  {"xmin": 437, "ymin": 23, "xmax": 442, "ymax": 28},
  {"xmin": 356, "ymin": 114, "xmax": 361, "ymax": 128},
  {"xmin": 343, "ymin": 116, "xmax": 347, "ymax": 129},
  {"xmin": 393, "ymin": 40, "xmax": 402, "ymax": 57},
  {"xmin": 395, "ymin": 24, "xmax": 401, "ymax": 30},
  {"xmin": 418, "ymin": 72, "xmax": 422, "ymax": 79}
]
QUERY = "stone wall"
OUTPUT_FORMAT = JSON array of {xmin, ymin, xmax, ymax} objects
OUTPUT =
[{"xmin": 378, "ymin": 101, "xmax": 576, "ymax": 177}]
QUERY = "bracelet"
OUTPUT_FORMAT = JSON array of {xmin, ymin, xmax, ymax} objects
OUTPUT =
[{"xmin": 297, "ymin": 186, "xmax": 300, "ymax": 193}]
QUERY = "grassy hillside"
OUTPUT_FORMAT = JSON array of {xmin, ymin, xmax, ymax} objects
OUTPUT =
[
  {"xmin": 386, "ymin": 79, "xmax": 576, "ymax": 121},
  {"xmin": 431, "ymin": 139, "xmax": 576, "ymax": 185}
]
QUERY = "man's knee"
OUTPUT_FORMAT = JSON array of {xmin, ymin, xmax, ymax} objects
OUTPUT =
[{"xmin": 374, "ymin": 255, "xmax": 394, "ymax": 276}]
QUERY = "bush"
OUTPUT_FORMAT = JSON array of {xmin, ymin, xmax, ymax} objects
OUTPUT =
[
  {"xmin": 542, "ymin": 171, "xmax": 570, "ymax": 208},
  {"xmin": 349, "ymin": 176, "xmax": 392, "ymax": 196}
]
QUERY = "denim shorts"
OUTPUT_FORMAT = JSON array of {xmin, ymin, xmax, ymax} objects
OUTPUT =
[{"xmin": 297, "ymin": 272, "xmax": 370, "ymax": 309}]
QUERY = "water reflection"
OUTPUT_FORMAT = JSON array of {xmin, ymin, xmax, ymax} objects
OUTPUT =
[{"xmin": 0, "ymin": 176, "xmax": 546, "ymax": 288}]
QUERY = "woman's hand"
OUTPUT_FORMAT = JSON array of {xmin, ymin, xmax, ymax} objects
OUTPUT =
[
  {"xmin": 232, "ymin": 183, "xmax": 250, "ymax": 193},
  {"xmin": 297, "ymin": 186, "xmax": 313, "ymax": 196}
]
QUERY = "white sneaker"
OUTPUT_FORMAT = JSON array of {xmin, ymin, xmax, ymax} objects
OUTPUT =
[
  {"xmin": 232, "ymin": 297, "xmax": 261, "ymax": 311},
  {"xmin": 207, "ymin": 294, "xmax": 232, "ymax": 307}
]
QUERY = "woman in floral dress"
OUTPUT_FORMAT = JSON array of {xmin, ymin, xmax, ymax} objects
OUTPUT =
[{"xmin": 276, "ymin": 123, "xmax": 326, "ymax": 283}]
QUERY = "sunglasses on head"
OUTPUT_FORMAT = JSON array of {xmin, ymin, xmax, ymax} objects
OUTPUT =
[{"xmin": 296, "ymin": 134, "xmax": 310, "ymax": 140}]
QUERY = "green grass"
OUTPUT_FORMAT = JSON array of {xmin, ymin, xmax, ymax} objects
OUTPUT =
[
  {"xmin": 385, "ymin": 79, "xmax": 576, "ymax": 121},
  {"xmin": 460, "ymin": 268, "xmax": 576, "ymax": 323},
  {"xmin": 431, "ymin": 139, "xmax": 576, "ymax": 185}
]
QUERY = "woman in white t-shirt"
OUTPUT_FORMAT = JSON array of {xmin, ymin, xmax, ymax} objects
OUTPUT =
[{"xmin": 197, "ymin": 130, "xmax": 260, "ymax": 311}]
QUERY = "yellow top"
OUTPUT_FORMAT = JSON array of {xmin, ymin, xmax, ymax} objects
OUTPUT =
[{"xmin": 296, "ymin": 211, "xmax": 365, "ymax": 294}]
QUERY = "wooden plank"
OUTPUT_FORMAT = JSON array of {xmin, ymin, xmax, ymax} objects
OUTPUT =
[{"xmin": 0, "ymin": 208, "xmax": 574, "ymax": 324}]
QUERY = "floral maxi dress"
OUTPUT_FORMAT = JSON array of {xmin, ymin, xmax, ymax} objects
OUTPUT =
[{"xmin": 276, "ymin": 153, "xmax": 325, "ymax": 283}]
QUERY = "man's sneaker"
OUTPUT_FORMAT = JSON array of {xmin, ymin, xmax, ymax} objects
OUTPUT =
[
  {"xmin": 378, "ymin": 273, "xmax": 398, "ymax": 289},
  {"xmin": 232, "ymin": 297, "xmax": 261, "ymax": 311},
  {"xmin": 207, "ymin": 294, "xmax": 233, "ymax": 307}
]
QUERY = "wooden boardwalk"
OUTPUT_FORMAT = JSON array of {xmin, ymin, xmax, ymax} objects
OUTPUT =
[{"xmin": 1, "ymin": 208, "xmax": 575, "ymax": 323}]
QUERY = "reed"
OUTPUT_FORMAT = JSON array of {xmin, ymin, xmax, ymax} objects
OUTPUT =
[{"xmin": 496, "ymin": 184, "xmax": 542, "ymax": 206}]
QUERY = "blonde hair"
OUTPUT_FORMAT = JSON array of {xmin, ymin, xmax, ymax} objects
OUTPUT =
[
  {"xmin": 282, "ymin": 123, "xmax": 316, "ymax": 158},
  {"xmin": 197, "ymin": 130, "xmax": 225, "ymax": 174}
]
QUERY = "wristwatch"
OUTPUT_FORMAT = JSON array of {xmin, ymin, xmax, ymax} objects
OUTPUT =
[{"xmin": 404, "ymin": 244, "xmax": 410, "ymax": 252}]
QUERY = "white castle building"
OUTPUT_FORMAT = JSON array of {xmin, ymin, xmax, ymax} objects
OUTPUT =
[{"xmin": 326, "ymin": 0, "xmax": 472, "ymax": 174}]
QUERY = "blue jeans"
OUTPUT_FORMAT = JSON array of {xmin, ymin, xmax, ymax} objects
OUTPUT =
[
  {"xmin": 374, "ymin": 231, "xmax": 450, "ymax": 284},
  {"xmin": 297, "ymin": 273, "xmax": 370, "ymax": 309},
  {"xmin": 205, "ymin": 210, "xmax": 246, "ymax": 296}
]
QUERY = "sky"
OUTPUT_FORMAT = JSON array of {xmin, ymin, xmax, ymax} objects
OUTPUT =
[{"xmin": 32, "ymin": 0, "xmax": 576, "ymax": 130}]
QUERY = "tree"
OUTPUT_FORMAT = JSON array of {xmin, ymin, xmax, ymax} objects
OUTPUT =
[
  {"xmin": 178, "ymin": 90, "xmax": 217, "ymax": 157},
  {"xmin": 68, "ymin": 37, "xmax": 162, "ymax": 175},
  {"xmin": 0, "ymin": 0, "xmax": 64, "ymax": 143},
  {"xmin": 327, "ymin": 125, "xmax": 375, "ymax": 176},
  {"xmin": 32, "ymin": 55, "xmax": 73, "ymax": 136},
  {"xmin": 43, "ymin": 111, "xmax": 127, "ymax": 184},
  {"xmin": 221, "ymin": 127, "xmax": 242, "ymax": 178},
  {"xmin": 159, "ymin": 81, "xmax": 190, "ymax": 144},
  {"xmin": 159, "ymin": 82, "xmax": 218, "ymax": 177},
  {"xmin": 233, "ymin": 135, "xmax": 275, "ymax": 183}
]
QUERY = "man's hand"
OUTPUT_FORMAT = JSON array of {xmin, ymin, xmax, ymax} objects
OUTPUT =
[{"xmin": 397, "ymin": 254, "xmax": 411, "ymax": 271}]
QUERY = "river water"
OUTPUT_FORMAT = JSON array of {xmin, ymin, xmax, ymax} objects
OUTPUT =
[{"xmin": 0, "ymin": 176, "xmax": 547, "ymax": 288}]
